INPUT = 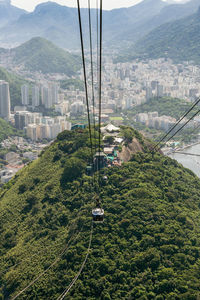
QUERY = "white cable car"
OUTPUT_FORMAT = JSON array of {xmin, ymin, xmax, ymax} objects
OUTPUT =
[
  {"xmin": 92, "ymin": 207, "xmax": 104, "ymax": 223},
  {"xmin": 103, "ymin": 176, "xmax": 108, "ymax": 181}
]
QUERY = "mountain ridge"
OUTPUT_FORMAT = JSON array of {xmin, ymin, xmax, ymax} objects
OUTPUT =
[
  {"xmin": 0, "ymin": 0, "xmax": 27, "ymax": 29},
  {"xmin": 0, "ymin": 0, "xmax": 199, "ymax": 49},
  {"xmin": 132, "ymin": 7, "xmax": 200, "ymax": 64},
  {"xmin": 10, "ymin": 37, "xmax": 81, "ymax": 75}
]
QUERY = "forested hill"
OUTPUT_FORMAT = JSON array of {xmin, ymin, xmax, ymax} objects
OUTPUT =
[
  {"xmin": 126, "ymin": 96, "xmax": 200, "ymax": 119},
  {"xmin": 1, "ymin": 128, "xmax": 200, "ymax": 299},
  {"xmin": 11, "ymin": 37, "xmax": 81, "ymax": 75}
]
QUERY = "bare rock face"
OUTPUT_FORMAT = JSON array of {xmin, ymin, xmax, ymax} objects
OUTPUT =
[{"xmin": 118, "ymin": 138, "xmax": 144, "ymax": 162}]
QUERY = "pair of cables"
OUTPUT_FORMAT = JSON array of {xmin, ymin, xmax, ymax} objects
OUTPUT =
[{"xmin": 153, "ymin": 96, "xmax": 200, "ymax": 151}]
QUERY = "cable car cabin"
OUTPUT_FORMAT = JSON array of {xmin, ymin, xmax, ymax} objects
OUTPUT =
[
  {"xmin": 86, "ymin": 165, "xmax": 93, "ymax": 176},
  {"xmin": 71, "ymin": 124, "xmax": 87, "ymax": 130},
  {"xmin": 92, "ymin": 208, "xmax": 104, "ymax": 223},
  {"xmin": 93, "ymin": 152, "xmax": 107, "ymax": 172}
]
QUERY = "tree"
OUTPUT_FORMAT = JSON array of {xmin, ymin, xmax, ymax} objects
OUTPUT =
[
  {"xmin": 104, "ymin": 136, "xmax": 115, "ymax": 145},
  {"xmin": 62, "ymin": 157, "xmax": 86, "ymax": 183}
]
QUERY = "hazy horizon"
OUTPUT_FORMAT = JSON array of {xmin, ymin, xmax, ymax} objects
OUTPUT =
[{"xmin": 11, "ymin": 0, "xmax": 187, "ymax": 12}]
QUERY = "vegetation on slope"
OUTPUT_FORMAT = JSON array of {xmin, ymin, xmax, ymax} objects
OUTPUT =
[
  {"xmin": 127, "ymin": 96, "xmax": 199, "ymax": 119},
  {"xmin": 127, "ymin": 8, "xmax": 200, "ymax": 64},
  {"xmin": 124, "ymin": 97, "xmax": 200, "ymax": 144},
  {"xmin": 60, "ymin": 78, "xmax": 84, "ymax": 91},
  {"xmin": 0, "ymin": 118, "xmax": 19, "ymax": 142},
  {"xmin": 0, "ymin": 128, "xmax": 200, "ymax": 299},
  {"xmin": 12, "ymin": 37, "xmax": 81, "ymax": 75},
  {"xmin": 0, "ymin": 66, "xmax": 28, "ymax": 109}
]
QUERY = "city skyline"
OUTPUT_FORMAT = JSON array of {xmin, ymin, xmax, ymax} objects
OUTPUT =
[{"xmin": 11, "ymin": 0, "xmax": 187, "ymax": 12}]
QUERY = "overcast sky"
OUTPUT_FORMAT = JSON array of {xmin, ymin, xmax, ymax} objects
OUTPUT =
[{"xmin": 11, "ymin": 0, "xmax": 186, "ymax": 12}]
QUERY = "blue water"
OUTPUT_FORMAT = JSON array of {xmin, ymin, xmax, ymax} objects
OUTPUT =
[{"xmin": 168, "ymin": 143, "xmax": 200, "ymax": 178}]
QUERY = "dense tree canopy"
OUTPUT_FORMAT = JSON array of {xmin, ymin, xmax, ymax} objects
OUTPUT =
[{"xmin": 0, "ymin": 128, "xmax": 200, "ymax": 299}]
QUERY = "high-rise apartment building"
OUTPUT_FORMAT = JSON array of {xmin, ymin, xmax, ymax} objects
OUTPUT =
[
  {"xmin": 157, "ymin": 84, "xmax": 164, "ymax": 98},
  {"xmin": 146, "ymin": 87, "xmax": 153, "ymax": 102},
  {"xmin": 0, "ymin": 80, "xmax": 10, "ymax": 120},
  {"xmin": 21, "ymin": 84, "xmax": 29, "ymax": 105},
  {"xmin": 70, "ymin": 101, "xmax": 84, "ymax": 116},
  {"xmin": 41, "ymin": 83, "xmax": 59, "ymax": 109},
  {"xmin": 41, "ymin": 86, "xmax": 51, "ymax": 108},
  {"xmin": 14, "ymin": 112, "xmax": 26, "ymax": 130},
  {"xmin": 49, "ymin": 83, "xmax": 59, "ymax": 105}
]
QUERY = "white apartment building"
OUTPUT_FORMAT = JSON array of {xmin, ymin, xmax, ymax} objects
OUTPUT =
[
  {"xmin": 41, "ymin": 83, "xmax": 59, "ymax": 109},
  {"xmin": 0, "ymin": 80, "xmax": 10, "ymax": 120},
  {"xmin": 26, "ymin": 117, "xmax": 71, "ymax": 141}
]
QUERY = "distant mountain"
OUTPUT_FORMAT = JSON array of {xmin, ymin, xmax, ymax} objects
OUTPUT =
[
  {"xmin": 132, "ymin": 7, "xmax": 200, "ymax": 64},
  {"xmin": 0, "ymin": 0, "xmax": 199, "ymax": 50},
  {"xmin": 0, "ymin": 0, "xmax": 27, "ymax": 29},
  {"xmin": 121, "ymin": 0, "xmax": 200, "ymax": 44},
  {"xmin": 0, "ymin": 2, "xmax": 80, "ymax": 49},
  {"xmin": 102, "ymin": 0, "xmax": 167, "ymax": 47},
  {"xmin": 0, "ymin": 66, "xmax": 28, "ymax": 109},
  {"xmin": 10, "ymin": 37, "xmax": 81, "ymax": 75},
  {"xmin": 0, "ymin": 0, "xmax": 199, "ymax": 51}
]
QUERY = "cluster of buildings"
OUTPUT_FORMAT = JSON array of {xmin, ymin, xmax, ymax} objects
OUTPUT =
[
  {"xmin": 1, "ymin": 57, "xmax": 200, "ymax": 142},
  {"xmin": 15, "ymin": 112, "xmax": 71, "ymax": 140},
  {"xmin": 136, "ymin": 111, "xmax": 198, "ymax": 132},
  {"xmin": 20, "ymin": 83, "xmax": 87, "ymax": 117},
  {"xmin": 136, "ymin": 112, "xmax": 177, "ymax": 131},
  {"xmin": 21, "ymin": 83, "xmax": 59, "ymax": 108},
  {"xmin": 0, "ymin": 136, "xmax": 47, "ymax": 184},
  {"xmin": 0, "ymin": 80, "xmax": 72, "ymax": 141},
  {"xmin": 99, "ymin": 58, "xmax": 200, "ymax": 112}
]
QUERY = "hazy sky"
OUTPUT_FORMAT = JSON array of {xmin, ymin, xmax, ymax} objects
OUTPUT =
[{"xmin": 11, "ymin": 0, "xmax": 186, "ymax": 12}]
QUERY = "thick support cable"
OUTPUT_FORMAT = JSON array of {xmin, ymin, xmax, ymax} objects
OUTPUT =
[
  {"xmin": 153, "ymin": 96, "xmax": 200, "ymax": 151},
  {"xmin": 88, "ymin": 0, "xmax": 96, "ymax": 154},
  {"xmin": 94, "ymin": 0, "xmax": 99, "ymax": 194},
  {"xmin": 158, "ymin": 108, "xmax": 200, "ymax": 151},
  {"xmin": 98, "ymin": 0, "xmax": 103, "ymax": 198},
  {"xmin": 77, "ymin": 0, "xmax": 93, "ymax": 163},
  {"xmin": 96, "ymin": 0, "xmax": 99, "ymax": 87},
  {"xmin": 57, "ymin": 222, "xmax": 93, "ymax": 300},
  {"xmin": 11, "ymin": 232, "xmax": 81, "ymax": 300}
]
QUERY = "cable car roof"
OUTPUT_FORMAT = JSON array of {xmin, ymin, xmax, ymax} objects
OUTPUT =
[{"xmin": 92, "ymin": 208, "xmax": 104, "ymax": 216}]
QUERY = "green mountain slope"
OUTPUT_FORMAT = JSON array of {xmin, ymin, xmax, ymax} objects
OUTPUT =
[
  {"xmin": 127, "ymin": 97, "xmax": 200, "ymax": 119},
  {"xmin": 0, "ymin": 118, "xmax": 18, "ymax": 142},
  {"xmin": 1, "ymin": 128, "xmax": 200, "ymax": 299},
  {"xmin": 132, "ymin": 8, "xmax": 200, "ymax": 64},
  {"xmin": 0, "ymin": 66, "xmax": 27, "ymax": 109},
  {"xmin": 12, "ymin": 37, "xmax": 81, "ymax": 75}
]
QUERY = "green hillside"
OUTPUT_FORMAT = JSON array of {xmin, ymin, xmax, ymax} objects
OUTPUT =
[
  {"xmin": 0, "ymin": 118, "xmax": 18, "ymax": 142},
  {"xmin": 132, "ymin": 8, "xmax": 200, "ymax": 64},
  {"xmin": 127, "ymin": 97, "xmax": 200, "ymax": 119},
  {"xmin": 60, "ymin": 78, "xmax": 84, "ymax": 91},
  {"xmin": 12, "ymin": 37, "xmax": 81, "ymax": 75},
  {"xmin": 0, "ymin": 66, "xmax": 27, "ymax": 109},
  {"xmin": 1, "ymin": 128, "xmax": 200, "ymax": 299}
]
